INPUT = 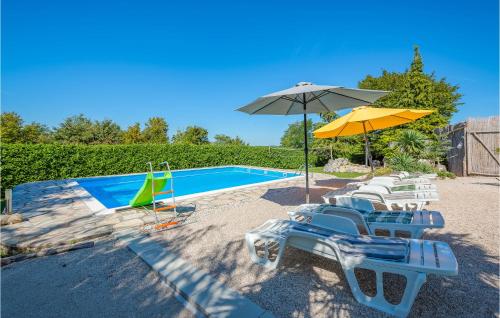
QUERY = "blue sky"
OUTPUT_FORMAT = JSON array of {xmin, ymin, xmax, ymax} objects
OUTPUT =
[{"xmin": 3, "ymin": 0, "xmax": 499, "ymax": 145}]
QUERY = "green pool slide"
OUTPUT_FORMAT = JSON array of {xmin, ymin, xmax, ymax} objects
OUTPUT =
[{"xmin": 129, "ymin": 171, "xmax": 172, "ymax": 207}]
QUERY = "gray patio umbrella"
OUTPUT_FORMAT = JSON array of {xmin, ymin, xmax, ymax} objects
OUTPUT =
[{"xmin": 236, "ymin": 82, "xmax": 389, "ymax": 203}]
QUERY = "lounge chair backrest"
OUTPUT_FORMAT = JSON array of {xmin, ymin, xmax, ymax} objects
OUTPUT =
[
  {"xmin": 389, "ymin": 173, "xmax": 404, "ymax": 181},
  {"xmin": 320, "ymin": 206, "xmax": 369, "ymax": 234},
  {"xmin": 366, "ymin": 182, "xmax": 393, "ymax": 192},
  {"xmin": 334, "ymin": 196, "xmax": 375, "ymax": 213},
  {"xmin": 350, "ymin": 192, "xmax": 386, "ymax": 204},
  {"xmin": 370, "ymin": 177, "xmax": 396, "ymax": 186},
  {"xmin": 358, "ymin": 185, "xmax": 390, "ymax": 194},
  {"xmin": 310, "ymin": 214, "xmax": 360, "ymax": 236}
]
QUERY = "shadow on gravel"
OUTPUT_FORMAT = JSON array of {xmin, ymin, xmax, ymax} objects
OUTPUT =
[
  {"xmin": 471, "ymin": 182, "xmax": 500, "ymax": 187},
  {"xmin": 163, "ymin": 223, "xmax": 499, "ymax": 318},
  {"xmin": 414, "ymin": 231, "xmax": 499, "ymax": 317},
  {"xmin": 260, "ymin": 186, "xmax": 333, "ymax": 206},
  {"xmin": 1, "ymin": 241, "xmax": 193, "ymax": 318}
]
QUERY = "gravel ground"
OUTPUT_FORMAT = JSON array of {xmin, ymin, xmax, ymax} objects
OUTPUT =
[
  {"xmin": 1, "ymin": 240, "xmax": 195, "ymax": 318},
  {"xmin": 151, "ymin": 176, "xmax": 499, "ymax": 317}
]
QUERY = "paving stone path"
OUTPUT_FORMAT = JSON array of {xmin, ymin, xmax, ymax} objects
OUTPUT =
[{"xmin": 2, "ymin": 173, "xmax": 354, "ymax": 250}]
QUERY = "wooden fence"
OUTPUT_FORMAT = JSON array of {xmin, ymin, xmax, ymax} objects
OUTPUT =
[{"xmin": 440, "ymin": 116, "xmax": 500, "ymax": 177}]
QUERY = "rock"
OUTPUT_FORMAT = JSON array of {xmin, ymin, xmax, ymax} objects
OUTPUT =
[
  {"xmin": 0, "ymin": 213, "xmax": 24, "ymax": 225},
  {"xmin": 417, "ymin": 159, "xmax": 434, "ymax": 166},
  {"xmin": 323, "ymin": 158, "xmax": 371, "ymax": 173},
  {"xmin": 323, "ymin": 158, "xmax": 349, "ymax": 173},
  {"xmin": 8, "ymin": 214, "xmax": 24, "ymax": 224},
  {"xmin": 0, "ymin": 215, "xmax": 9, "ymax": 226},
  {"xmin": 436, "ymin": 164, "xmax": 447, "ymax": 171}
]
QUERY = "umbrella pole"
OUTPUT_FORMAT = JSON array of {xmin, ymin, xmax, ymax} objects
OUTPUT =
[
  {"xmin": 363, "ymin": 122, "xmax": 368, "ymax": 167},
  {"xmin": 303, "ymin": 93, "xmax": 309, "ymax": 204},
  {"xmin": 362, "ymin": 122, "xmax": 374, "ymax": 173}
]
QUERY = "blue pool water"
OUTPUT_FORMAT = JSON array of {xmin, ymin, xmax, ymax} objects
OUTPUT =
[{"xmin": 76, "ymin": 166, "xmax": 299, "ymax": 209}]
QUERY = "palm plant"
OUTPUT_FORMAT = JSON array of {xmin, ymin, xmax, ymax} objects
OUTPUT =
[{"xmin": 393, "ymin": 129, "xmax": 427, "ymax": 157}]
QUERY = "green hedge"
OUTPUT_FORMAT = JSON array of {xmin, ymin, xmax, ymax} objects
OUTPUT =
[{"xmin": 1, "ymin": 144, "xmax": 315, "ymax": 189}]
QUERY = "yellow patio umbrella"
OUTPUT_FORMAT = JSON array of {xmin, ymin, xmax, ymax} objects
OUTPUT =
[{"xmin": 313, "ymin": 106, "xmax": 434, "ymax": 171}]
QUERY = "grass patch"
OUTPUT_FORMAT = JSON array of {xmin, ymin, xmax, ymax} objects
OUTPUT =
[
  {"xmin": 309, "ymin": 166, "xmax": 366, "ymax": 179},
  {"xmin": 0, "ymin": 245, "xmax": 9, "ymax": 258}
]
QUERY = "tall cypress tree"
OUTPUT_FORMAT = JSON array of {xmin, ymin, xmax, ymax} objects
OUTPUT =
[{"xmin": 399, "ymin": 47, "xmax": 433, "ymax": 109}]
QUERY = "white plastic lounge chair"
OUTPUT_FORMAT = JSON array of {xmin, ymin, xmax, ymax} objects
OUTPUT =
[
  {"xmin": 390, "ymin": 172, "xmax": 437, "ymax": 183},
  {"xmin": 399, "ymin": 171, "xmax": 438, "ymax": 180},
  {"xmin": 288, "ymin": 196, "xmax": 444, "ymax": 238},
  {"xmin": 367, "ymin": 182, "xmax": 438, "ymax": 196},
  {"xmin": 357, "ymin": 184, "xmax": 438, "ymax": 201},
  {"xmin": 370, "ymin": 177, "xmax": 437, "ymax": 191},
  {"xmin": 323, "ymin": 186, "xmax": 437, "ymax": 211},
  {"xmin": 350, "ymin": 184, "xmax": 438, "ymax": 210},
  {"xmin": 381, "ymin": 174, "xmax": 434, "ymax": 185},
  {"xmin": 246, "ymin": 215, "xmax": 457, "ymax": 317}
]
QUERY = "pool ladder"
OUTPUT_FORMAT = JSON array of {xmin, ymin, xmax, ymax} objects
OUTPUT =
[
  {"xmin": 295, "ymin": 164, "xmax": 314, "ymax": 178},
  {"xmin": 148, "ymin": 161, "xmax": 177, "ymax": 222}
]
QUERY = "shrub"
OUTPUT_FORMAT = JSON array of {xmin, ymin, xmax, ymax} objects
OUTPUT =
[
  {"xmin": 413, "ymin": 161, "xmax": 435, "ymax": 174},
  {"xmin": 312, "ymin": 137, "xmax": 365, "ymax": 166},
  {"xmin": 373, "ymin": 166, "xmax": 393, "ymax": 176},
  {"xmin": 387, "ymin": 152, "xmax": 416, "ymax": 172},
  {"xmin": 388, "ymin": 152, "xmax": 436, "ymax": 174},
  {"xmin": 1, "ymin": 144, "xmax": 315, "ymax": 190},
  {"xmin": 437, "ymin": 171, "xmax": 456, "ymax": 179}
]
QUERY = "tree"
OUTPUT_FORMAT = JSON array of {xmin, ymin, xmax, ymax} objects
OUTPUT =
[
  {"xmin": 22, "ymin": 122, "xmax": 52, "ymax": 143},
  {"xmin": 422, "ymin": 132, "xmax": 452, "ymax": 165},
  {"xmin": 0, "ymin": 112, "xmax": 24, "ymax": 143},
  {"xmin": 142, "ymin": 117, "xmax": 169, "ymax": 143},
  {"xmin": 172, "ymin": 126, "xmax": 209, "ymax": 145},
  {"xmin": 91, "ymin": 119, "xmax": 123, "ymax": 144},
  {"xmin": 123, "ymin": 123, "xmax": 143, "ymax": 144},
  {"xmin": 280, "ymin": 119, "xmax": 313, "ymax": 149},
  {"xmin": 358, "ymin": 46, "xmax": 461, "ymax": 157},
  {"xmin": 213, "ymin": 134, "xmax": 248, "ymax": 146},
  {"xmin": 0, "ymin": 112, "xmax": 52, "ymax": 144},
  {"xmin": 54, "ymin": 114, "xmax": 95, "ymax": 144},
  {"xmin": 319, "ymin": 112, "xmax": 339, "ymax": 123}
]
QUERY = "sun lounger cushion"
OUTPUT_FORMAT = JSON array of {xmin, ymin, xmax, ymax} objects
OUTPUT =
[
  {"xmin": 365, "ymin": 211, "xmax": 414, "ymax": 224},
  {"xmin": 291, "ymin": 223, "xmax": 409, "ymax": 261}
]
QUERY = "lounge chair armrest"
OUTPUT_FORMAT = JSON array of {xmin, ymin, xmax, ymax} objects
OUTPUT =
[
  {"xmin": 410, "ymin": 210, "xmax": 445, "ymax": 228},
  {"xmin": 406, "ymin": 239, "xmax": 458, "ymax": 276}
]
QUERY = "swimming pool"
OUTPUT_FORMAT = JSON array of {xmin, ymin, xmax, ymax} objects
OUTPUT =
[{"xmin": 76, "ymin": 166, "xmax": 300, "ymax": 209}]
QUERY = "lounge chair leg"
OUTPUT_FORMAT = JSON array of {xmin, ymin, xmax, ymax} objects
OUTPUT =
[
  {"xmin": 414, "ymin": 229, "xmax": 424, "ymax": 238},
  {"xmin": 245, "ymin": 233, "xmax": 286, "ymax": 270},
  {"xmin": 342, "ymin": 264, "xmax": 427, "ymax": 317},
  {"xmin": 394, "ymin": 272, "xmax": 427, "ymax": 317}
]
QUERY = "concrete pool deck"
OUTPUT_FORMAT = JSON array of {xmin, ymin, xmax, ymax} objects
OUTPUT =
[{"xmin": 1, "ymin": 172, "xmax": 347, "ymax": 250}]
